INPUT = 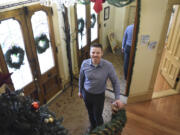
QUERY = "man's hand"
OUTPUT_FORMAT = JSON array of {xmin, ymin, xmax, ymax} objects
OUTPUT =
[
  {"xmin": 112, "ymin": 99, "xmax": 125, "ymax": 112},
  {"xmin": 121, "ymin": 48, "xmax": 124, "ymax": 53},
  {"xmin": 78, "ymin": 92, "xmax": 83, "ymax": 98}
]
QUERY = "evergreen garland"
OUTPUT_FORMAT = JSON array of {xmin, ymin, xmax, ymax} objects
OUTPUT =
[
  {"xmin": 86, "ymin": 109, "xmax": 127, "ymax": 135},
  {"xmin": 78, "ymin": 0, "xmax": 91, "ymax": 5},
  {"xmin": 5, "ymin": 46, "xmax": 25, "ymax": 69},
  {"xmin": 35, "ymin": 33, "xmax": 50, "ymax": 54},
  {"xmin": 107, "ymin": 0, "xmax": 135, "ymax": 7}
]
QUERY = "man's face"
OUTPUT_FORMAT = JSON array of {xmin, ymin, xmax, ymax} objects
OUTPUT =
[{"xmin": 90, "ymin": 47, "xmax": 103, "ymax": 64}]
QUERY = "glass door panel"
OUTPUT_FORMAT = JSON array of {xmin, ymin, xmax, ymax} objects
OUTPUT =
[
  {"xmin": 31, "ymin": 10, "xmax": 55, "ymax": 74},
  {"xmin": 90, "ymin": 2, "xmax": 98, "ymax": 42},
  {"xmin": 0, "ymin": 19, "xmax": 33, "ymax": 90},
  {"xmin": 77, "ymin": 4, "xmax": 87, "ymax": 49}
]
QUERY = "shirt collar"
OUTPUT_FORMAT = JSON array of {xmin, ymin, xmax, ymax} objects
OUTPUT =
[{"xmin": 90, "ymin": 59, "xmax": 103, "ymax": 67}]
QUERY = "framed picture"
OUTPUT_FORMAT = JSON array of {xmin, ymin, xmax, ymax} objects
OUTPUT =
[{"xmin": 104, "ymin": 6, "xmax": 110, "ymax": 21}]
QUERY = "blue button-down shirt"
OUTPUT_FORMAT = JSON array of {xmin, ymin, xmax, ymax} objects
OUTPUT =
[
  {"xmin": 79, "ymin": 58, "xmax": 120, "ymax": 99},
  {"xmin": 122, "ymin": 24, "xmax": 134, "ymax": 49}
]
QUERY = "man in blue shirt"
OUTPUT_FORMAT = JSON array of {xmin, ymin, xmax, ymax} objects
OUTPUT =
[
  {"xmin": 122, "ymin": 24, "xmax": 134, "ymax": 80},
  {"xmin": 79, "ymin": 43, "xmax": 124, "ymax": 132}
]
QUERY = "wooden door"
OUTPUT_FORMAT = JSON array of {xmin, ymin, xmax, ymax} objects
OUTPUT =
[
  {"xmin": 25, "ymin": 5, "xmax": 62, "ymax": 103},
  {"xmin": 75, "ymin": 3, "xmax": 99, "ymax": 67},
  {"xmin": 0, "ymin": 5, "xmax": 62, "ymax": 104},
  {"xmin": 161, "ymin": 5, "xmax": 180, "ymax": 89},
  {"xmin": 0, "ymin": 8, "xmax": 40, "ymax": 100}
]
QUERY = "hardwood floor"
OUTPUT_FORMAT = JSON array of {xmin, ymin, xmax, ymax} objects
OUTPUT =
[{"xmin": 122, "ymin": 94, "xmax": 180, "ymax": 135}]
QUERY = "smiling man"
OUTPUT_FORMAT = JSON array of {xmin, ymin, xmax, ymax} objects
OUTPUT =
[{"xmin": 78, "ymin": 43, "xmax": 124, "ymax": 132}]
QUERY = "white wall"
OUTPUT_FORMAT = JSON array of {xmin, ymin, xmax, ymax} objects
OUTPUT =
[
  {"xmin": 114, "ymin": 1, "xmax": 136, "ymax": 44},
  {"xmin": 99, "ymin": 1, "xmax": 136, "ymax": 50},
  {"xmin": 99, "ymin": 2, "xmax": 115, "ymax": 50}
]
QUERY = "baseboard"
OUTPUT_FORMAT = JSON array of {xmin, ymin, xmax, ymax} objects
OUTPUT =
[
  {"xmin": 127, "ymin": 92, "xmax": 153, "ymax": 104},
  {"xmin": 47, "ymin": 89, "xmax": 63, "ymax": 105},
  {"xmin": 152, "ymin": 89, "xmax": 179, "ymax": 99}
]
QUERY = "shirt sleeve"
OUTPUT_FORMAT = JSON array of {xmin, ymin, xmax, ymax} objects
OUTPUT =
[
  {"xmin": 122, "ymin": 29, "xmax": 127, "ymax": 49},
  {"xmin": 108, "ymin": 63, "xmax": 120, "ymax": 100},
  {"xmin": 79, "ymin": 61, "xmax": 85, "ymax": 93}
]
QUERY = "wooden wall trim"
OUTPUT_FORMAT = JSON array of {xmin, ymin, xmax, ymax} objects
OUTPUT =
[
  {"xmin": 127, "ymin": 92, "xmax": 153, "ymax": 104},
  {"xmin": 152, "ymin": 89, "xmax": 179, "ymax": 99}
]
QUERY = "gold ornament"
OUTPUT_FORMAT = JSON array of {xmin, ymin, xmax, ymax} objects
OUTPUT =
[
  {"xmin": 49, "ymin": 117, "xmax": 54, "ymax": 123},
  {"xmin": 44, "ymin": 118, "xmax": 49, "ymax": 123}
]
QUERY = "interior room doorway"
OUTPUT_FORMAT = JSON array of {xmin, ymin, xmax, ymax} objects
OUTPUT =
[{"xmin": 153, "ymin": 4, "xmax": 180, "ymax": 98}]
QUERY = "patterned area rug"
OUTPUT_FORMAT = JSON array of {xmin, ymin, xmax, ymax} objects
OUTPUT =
[{"xmin": 103, "ymin": 48, "xmax": 126, "ymax": 95}]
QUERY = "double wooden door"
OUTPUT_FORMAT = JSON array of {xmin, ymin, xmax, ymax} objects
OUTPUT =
[
  {"xmin": 75, "ymin": 3, "xmax": 99, "ymax": 67},
  {"xmin": 0, "ymin": 4, "xmax": 61, "ymax": 104}
]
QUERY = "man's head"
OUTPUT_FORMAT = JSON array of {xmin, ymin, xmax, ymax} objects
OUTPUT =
[{"xmin": 90, "ymin": 43, "xmax": 103, "ymax": 64}]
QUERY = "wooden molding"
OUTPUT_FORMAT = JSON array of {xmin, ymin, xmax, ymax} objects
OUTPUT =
[
  {"xmin": 152, "ymin": 89, "xmax": 180, "ymax": 99},
  {"xmin": 127, "ymin": 92, "xmax": 153, "ymax": 104}
]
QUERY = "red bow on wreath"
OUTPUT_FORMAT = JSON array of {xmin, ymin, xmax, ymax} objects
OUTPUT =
[{"xmin": 91, "ymin": 0, "xmax": 106, "ymax": 14}]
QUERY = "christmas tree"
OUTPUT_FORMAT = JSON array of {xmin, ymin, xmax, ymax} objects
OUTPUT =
[{"xmin": 0, "ymin": 72, "xmax": 68, "ymax": 135}]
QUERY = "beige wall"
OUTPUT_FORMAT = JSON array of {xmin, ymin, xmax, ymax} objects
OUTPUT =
[
  {"xmin": 114, "ymin": 1, "xmax": 136, "ymax": 44},
  {"xmin": 99, "ymin": 3, "xmax": 115, "ymax": 50},
  {"xmin": 51, "ymin": 4, "xmax": 70, "ymax": 86},
  {"xmin": 128, "ymin": 0, "xmax": 169, "ymax": 102},
  {"xmin": 51, "ymin": 4, "xmax": 79, "ymax": 86}
]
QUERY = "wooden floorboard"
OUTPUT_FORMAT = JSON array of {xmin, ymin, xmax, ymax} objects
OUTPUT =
[{"xmin": 122, "ymin": 94, "xmax": 180, "ymax": 135}]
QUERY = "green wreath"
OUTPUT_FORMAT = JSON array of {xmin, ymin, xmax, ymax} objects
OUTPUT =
[
  {"xmin": 35, "ymin": 34, "xmax": 50, "ymax": 54},
  {"xmin": 5, "ymin": 46, "xmax": 25, "ymax": 69},
  {"xmin": 77, "ymin": 18, "xmax": 85, "ymax": 34},
  {"xmin": 107, "ymin": 0, "xmax": 135, "ymax": 7},
  {"xmin": 91, "ymin": 13, "xmax": 96, "ymax": 28},
  {"xmin": 78, "ymin": 0, "xmax": 91, "ymax": 5}
]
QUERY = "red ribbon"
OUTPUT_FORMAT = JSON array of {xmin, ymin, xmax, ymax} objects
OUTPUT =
[{"xmin": 91, "ymin": 0, "xmax": 105, "ymax": 13}]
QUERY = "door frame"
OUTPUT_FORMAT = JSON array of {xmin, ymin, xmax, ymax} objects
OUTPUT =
[{"xmin": 152, "ymin": 0, "xmax": 180, "ymax": 99}]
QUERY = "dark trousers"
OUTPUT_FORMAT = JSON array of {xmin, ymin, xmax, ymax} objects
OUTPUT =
[
  {"xmin": 124, "ymin": 45, "xmax": 131, "ymax": 80},
  {"xmin": 82, "ymin": 90, "xmax": 105, "ymax": 129}
]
